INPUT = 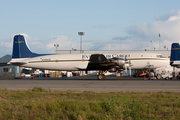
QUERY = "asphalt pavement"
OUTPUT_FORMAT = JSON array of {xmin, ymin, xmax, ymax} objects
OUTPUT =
[{"xmin": 0, "ymin": 76, "xmax": 179, "ymax": 92}]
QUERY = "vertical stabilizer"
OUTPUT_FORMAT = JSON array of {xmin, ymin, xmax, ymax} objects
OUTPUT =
[
  {"xmin": 12, "ymin": 35, "xmax": 39, "ymax": 58},
  {"xmin": 170, "ymin": 43, "xmax": 180, "ymax": 61}
]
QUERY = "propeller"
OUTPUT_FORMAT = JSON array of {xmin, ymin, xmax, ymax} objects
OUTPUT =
[
  {"xmin": 128, "ymin": 60, "xmax": 133, "ymax": 76},
  {"xmin": 125, "ymin": 64, "xmax": 128, "ymax": 73},
  {"xmin": 124, "ymin": 55, "xmax": 133, "ymax": 76},
  {"xmin": 124, "ymin": 55, "xmax": 129, "ymax": 73},
  {"xmin": 129, "ymin": 66, "xmax": 131, "ymax": 76}
]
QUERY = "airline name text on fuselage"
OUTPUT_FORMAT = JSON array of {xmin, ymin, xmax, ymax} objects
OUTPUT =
[
  {"xmin": 40, "ymin": 54, "xmax": 130, "ymax": 61},
  {"xmin": 82, "ymin": 54, "xmax": 130, "ymax": 59},
  {"xmin": 41, "ymin": 58, "xmax": 51, "ymax": 61}
]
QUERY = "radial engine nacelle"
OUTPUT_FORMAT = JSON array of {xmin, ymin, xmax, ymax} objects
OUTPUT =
[
  {"xmin": 107, "ymin": 58, "xmax": 126, "ymax": 72},
  {"xmin": 110, "ymin": 58, "xmax": 126, "ymax": 66}
]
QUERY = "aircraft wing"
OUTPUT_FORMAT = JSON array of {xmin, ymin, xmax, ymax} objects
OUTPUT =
[
  {"xmin": 86, "ymin": 54, "xmax": 124, "ymax": 72},
  {"xmin": 76, "ymin": 66, "xmax": 87, "ymax": 70},
  {"xmin": 86, "ymin": 54, "xmax": 111, "ymax": 70}
]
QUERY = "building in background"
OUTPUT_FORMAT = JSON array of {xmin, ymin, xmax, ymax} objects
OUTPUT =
[{"xmin": 0, "ymin": 55, "xmax": 21, "ymax": 77}]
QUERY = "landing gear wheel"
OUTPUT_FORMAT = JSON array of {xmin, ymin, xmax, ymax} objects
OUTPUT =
[
  {"xmin": 98, "ymin": 74, "xmax": 105, "ymax": 80},
  {"xmin": 97, "ymin": 70, "xmax": 105, "ymax": 80}
]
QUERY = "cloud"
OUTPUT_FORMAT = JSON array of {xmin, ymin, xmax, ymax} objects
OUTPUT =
[
  {"xmin": 0, "ymin": 37, "xmax": 12, "ymax": 56},
  {"xmin": 1, "ymin": 10, "xmax": 180, "ymax": 57},
  {"xmin": 155, "ymin": 10, "xmax": 180, "ymax": 21},
  {"xmin": 0, "ymin": 41, "xmax": 11, "ymax": 48},
  {"xmin": 0, "ymin": 34, "xmax": 47, "ymax": 57},
  {"xmin": 111, "ymin": 10, "xmax": 180, "ymax": 51},
  {"xmin": 20, "ymin": 33, "xmax": 46, "ymax": 54},
  {"xmin": 46, "ymin": 35, "xmax": 79, "ymax": 52},
  {"xmin": 168, "ymin": 15, "xmax": 180, "ymax": 21},
  {"xmin": 46, "ymin": 10, "xmax": 180, "ymax": 53}
]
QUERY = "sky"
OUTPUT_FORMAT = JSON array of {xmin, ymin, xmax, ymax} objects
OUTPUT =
[{"xmin": 1, "ymin": 0, "xmax": 180, "ymax": 57}]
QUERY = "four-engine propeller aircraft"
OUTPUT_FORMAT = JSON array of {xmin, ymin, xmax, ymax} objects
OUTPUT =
[
  {"xmin": 170, "ymin": 43, "xmax": 180, "ymax": 68},
  {"xmin": 9, "ymin": 35, "xmax": 170, "ymax": 79}
]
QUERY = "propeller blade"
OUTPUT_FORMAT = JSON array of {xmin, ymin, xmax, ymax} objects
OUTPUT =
[
  {"xmin": 129, "ymin": 67, "xmax": 131, "ymax": 76},
  {"xmin": 125, "ymin": 64, "xmax": 127, "ymax": 73}
]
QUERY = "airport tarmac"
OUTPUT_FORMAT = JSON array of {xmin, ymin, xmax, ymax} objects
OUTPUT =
[{"xmin": 0, "ymin": 76, "xmax": 180, "ymax": 92}]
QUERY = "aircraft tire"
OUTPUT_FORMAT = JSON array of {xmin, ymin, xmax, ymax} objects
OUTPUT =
[{"xmin": 98, "ymin": 74, "xmax": 105, "ymax": 80}]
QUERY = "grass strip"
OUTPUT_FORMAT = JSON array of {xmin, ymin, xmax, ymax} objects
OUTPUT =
[{"xmin": 0, "ymin": 87, "xmax": 179, "ymax": 120}]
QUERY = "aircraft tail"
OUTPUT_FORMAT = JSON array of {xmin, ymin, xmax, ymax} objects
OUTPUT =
[
  {"xmin": 12, "ymin": 35, "xmax": 39, "ymax": 58},
  {"xmin": 170, "ymin": 43, "xmax": 180, "ymax": 61}
]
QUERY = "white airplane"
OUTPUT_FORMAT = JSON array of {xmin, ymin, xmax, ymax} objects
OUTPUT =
[
  {"xmin": 9, "ymin": 34, "xmax": 170, "ymax": 79},
  {"xmin": 170, "ymin": 43, "xmax": 180, "ymax": 68}
]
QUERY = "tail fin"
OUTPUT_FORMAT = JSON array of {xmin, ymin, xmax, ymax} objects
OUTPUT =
[
  {"xmin": 170, "ymin": 43, "xmax": 180, "ymax": 61},
  {"xmin": 12, "ymin": 35, "xmax": 39, "ymax": 58}
]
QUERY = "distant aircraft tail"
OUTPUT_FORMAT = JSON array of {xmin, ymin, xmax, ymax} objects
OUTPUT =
[
  {"xmin": 12, "ymin": 35, "xmax": 40, "ymax": 58},
  {"xmin": 170, "ymin": 43, "xmax": 180, "ymax": 61}
]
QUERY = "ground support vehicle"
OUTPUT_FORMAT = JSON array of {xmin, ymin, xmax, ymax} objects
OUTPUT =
[{"xmin": 156, "ymin": 73, "xmax": 173, "ymax": 80}]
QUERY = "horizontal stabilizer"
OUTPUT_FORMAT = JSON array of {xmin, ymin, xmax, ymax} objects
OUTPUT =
[
  {"xmin": 8, "ymin": 62, "xmax": 27, "ymax": 66},
  {"xmin": 0, "ymin": 63, "xmax": 8, "ymax": 67}
]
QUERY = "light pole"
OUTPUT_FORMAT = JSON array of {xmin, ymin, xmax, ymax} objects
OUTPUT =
[
  {"xmin": 78, "ymin": 32, "xmax": 85, "ymax": 53},
  {"xmin": 120, "ymin": 40, "xmax": 122, "ymax": 51},
  {"xmin": 54, "ymin": 44, "xmax": 59, "ymax": 52},
  {"xmin": 151, "ymin": 41, "xmax": 153, "ymax": 51},
  {"xmin": 159, "ymin": 33, "xmax": 161, "ymax": 50}
]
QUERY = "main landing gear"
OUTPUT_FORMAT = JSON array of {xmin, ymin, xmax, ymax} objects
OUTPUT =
[{"xmin": 97, "ymin": 70, "xmax": 105, "ymax": 80}]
